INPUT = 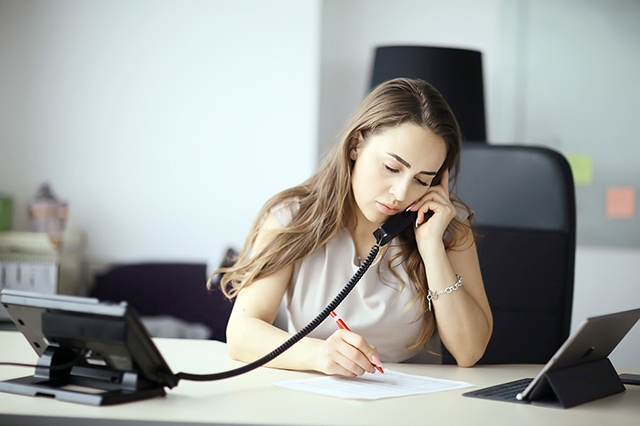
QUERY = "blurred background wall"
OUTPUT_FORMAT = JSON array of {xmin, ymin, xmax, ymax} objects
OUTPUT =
[{"xmin": 1, "ymin": 0, "xmax": 638, "ymax": 365}]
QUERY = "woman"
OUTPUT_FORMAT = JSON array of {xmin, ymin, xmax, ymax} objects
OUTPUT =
[{"xmin": 216, "ymin": 78, "xmax": 492, "ymax": 376}]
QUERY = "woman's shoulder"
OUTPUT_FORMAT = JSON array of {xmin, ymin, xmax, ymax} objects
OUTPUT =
[
  {"xmin": 270, "ymin": 199, "xmax": 301, "ymax": 227},
  {"xmin": 251, "ymin": 198, "xmax": 302, "ymax": 257}
]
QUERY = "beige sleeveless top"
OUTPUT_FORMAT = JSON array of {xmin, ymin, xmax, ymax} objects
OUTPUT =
[{"xmin": 275, "ymin": 205, "xmax": 426, "ymax": 363}]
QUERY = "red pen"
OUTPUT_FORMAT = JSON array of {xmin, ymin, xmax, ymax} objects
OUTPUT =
[{"xmin": 330, "ymin": 311, "xmax": 384, "ymax": 374}]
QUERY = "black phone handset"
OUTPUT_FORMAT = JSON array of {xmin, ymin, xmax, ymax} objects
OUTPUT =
[
  {"xmin": 373, "ymin": 209, "xmax": 433, "ymax": 246},
  {"xmin": 175, "ymin": 209, "xmax": 432, "ymax": 383},
  {"xmin": 373, "ymin": 209, "xmax": 417, "ymax": 246}
]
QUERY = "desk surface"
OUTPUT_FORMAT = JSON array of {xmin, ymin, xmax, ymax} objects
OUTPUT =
[{"xmin": 0, "ymin": 330, "xmax": 638, "ymax": 426}]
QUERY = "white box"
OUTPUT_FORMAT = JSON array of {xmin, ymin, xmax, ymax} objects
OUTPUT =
[{"xmin": 0, "ymin": 230, "xmax": 85, "ymax": 319}]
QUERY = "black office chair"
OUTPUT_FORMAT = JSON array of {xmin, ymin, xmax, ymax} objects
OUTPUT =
[{"xmin": 448, "ymin": 143, "xmax": 576, "ymax": 364}]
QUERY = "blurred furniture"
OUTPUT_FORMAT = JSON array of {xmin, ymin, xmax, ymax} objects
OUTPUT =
[
  {"xmin": 450, "ymin": 143, "xmax": 576, "ymax": 364},
  {"xmin": 0, "ymin": 230, "xmax": 85, "ymax": 320},
  {"xmin": 370, "ymin": 45, "xmax": 486, "ymax": 142},
  {"xmin": 90, "ymin": 262, "xmax": 233, "ymax": 342}
]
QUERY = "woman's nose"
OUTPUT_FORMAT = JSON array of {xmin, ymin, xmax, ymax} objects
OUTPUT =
[{"xmin": 389, "ymin": 178, "xmax": 411, "ymax": 202}]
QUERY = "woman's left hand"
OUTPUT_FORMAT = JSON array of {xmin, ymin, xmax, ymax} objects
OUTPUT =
[{"xmin": 409, "ymin": 168, "xmax": 457, "ymax": 246}]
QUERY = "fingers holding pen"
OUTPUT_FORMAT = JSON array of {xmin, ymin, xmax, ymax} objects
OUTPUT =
[
  {"xmin": 329, "ymin": 311, "xmax": 384, "ymax": 374},
  {"xmin": 339, "ymin": 331, "xmax": 384, "ymax": 374},
  {"xmin": 320, "ymin": 330, "xmax": 382, "ymax": 377}
]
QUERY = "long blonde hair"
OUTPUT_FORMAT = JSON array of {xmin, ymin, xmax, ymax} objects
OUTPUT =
[{"xmin": 214, "ymin": 77, "xmax": 471, "ymax": 350}]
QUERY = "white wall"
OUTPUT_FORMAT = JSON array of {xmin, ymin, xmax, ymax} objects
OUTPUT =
[
  {"xmin": 320, "ymin": 0, "xmax": 640, "ymax": 367},
  {"xmin": 0, "ymin": 0, "xmax": 320, "ymax": 264},
  {"xmin": 574, "ymin": 247, "xmax": 640, "ymax": 368},
  {"xmin": 523, "ymin": 0, "xmax": 640, "ymax": 247}
]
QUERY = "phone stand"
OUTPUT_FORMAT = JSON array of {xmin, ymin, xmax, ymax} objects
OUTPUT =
[
  {"xmin": 0, "ymin": 346, "xmax": 167, "ymax": 406},
  {"xmin": 532, "ymin": 358, "xmax": 626, "ymax": 408}
]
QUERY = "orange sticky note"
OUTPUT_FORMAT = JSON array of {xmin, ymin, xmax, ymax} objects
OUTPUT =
[{"xmin": 606, "ymin": 187, "xmax": 635, "ymax": 219}]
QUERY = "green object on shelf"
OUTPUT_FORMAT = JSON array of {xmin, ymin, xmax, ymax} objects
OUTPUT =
[{"xmin": 0, "ymin": 195, "xmax": 12, "ymax": 232}]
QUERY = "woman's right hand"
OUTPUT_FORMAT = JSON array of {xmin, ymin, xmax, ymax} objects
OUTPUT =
[{"xmin": 313, "ymin": 330, "xmax": 382, "ymax": 377}]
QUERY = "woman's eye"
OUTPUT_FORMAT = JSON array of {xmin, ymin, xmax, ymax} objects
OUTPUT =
[
  {"xmin": 384, "ymin": 164, "xmax": 399, "ymax": 173},
  {"xmin": 415, "ymin": 178, "xmax": 429, "ymax": 187}
]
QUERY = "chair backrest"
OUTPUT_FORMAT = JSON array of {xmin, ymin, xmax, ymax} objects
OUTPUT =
[{"xmin": 450, "ymin": 143, "xmax": 576, "ymax": 364}]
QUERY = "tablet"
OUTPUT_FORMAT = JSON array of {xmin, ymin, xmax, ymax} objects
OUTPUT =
[{"xmin": 463, "ymin": 307, "xmax": 640, "ymax": 408}]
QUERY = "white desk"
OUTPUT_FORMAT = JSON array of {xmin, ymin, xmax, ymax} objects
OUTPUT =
[{"xmin": 0, "ymin": 330, "xmax": 638, "ymax": 425}]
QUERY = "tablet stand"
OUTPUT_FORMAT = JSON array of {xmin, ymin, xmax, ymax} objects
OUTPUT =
[
  {"xmin": 0, "ymin": 346, "xmax": 167, "ymax": 406},
  {"xmin": 533, "ymin": 357, "xmax": 626, "ymax": 408}
]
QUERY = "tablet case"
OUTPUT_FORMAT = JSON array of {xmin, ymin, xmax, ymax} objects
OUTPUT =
[{"xmin": 529, "ymin": 357, "xmax": 625, "ymax": 408}]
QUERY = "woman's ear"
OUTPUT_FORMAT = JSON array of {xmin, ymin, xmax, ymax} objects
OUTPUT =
[{"xmin": 349, "ymin": 131, "xmax": 364, "ymax": 161}]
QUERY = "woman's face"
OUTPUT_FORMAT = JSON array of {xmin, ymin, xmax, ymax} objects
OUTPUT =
[{"xmin": 351, "ymin": 122, "xmax": 447, "ymax": 226}]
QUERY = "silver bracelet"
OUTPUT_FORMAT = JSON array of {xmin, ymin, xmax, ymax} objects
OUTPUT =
[{"xmin": 426, "ymin": 275, "xmax": 463, "ymax": 311}]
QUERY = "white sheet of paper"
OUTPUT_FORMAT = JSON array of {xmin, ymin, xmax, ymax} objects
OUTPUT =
[{"xmin": 273, "ymin": 369, "xmax": 474, "ymax": 400}]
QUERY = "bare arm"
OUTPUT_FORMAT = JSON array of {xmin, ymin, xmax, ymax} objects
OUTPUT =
[
  {"xmin": 225, "ymin": 213, "xmax": 382, "ymax": 376},
  {"xmin": 420, "ymin": 228, "xmax": 492, "ymax": 367},
  {"xmin": 411, "ymin": 169, "xmax": 493, "ymax": 366}
]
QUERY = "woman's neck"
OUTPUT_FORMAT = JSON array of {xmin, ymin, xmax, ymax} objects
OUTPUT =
[{"xmin": 349, "ymin": 217, "xmax": 380, "ymax": 256}]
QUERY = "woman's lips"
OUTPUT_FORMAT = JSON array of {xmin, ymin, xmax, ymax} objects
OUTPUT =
[{"xmin": 377, "ymin": 202, "xmax": 400, "ymax": 216}]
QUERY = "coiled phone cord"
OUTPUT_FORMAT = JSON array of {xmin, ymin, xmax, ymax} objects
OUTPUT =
[{"xmin": 174, "ymin": 243, "xmax": 380, "ymax": 383}]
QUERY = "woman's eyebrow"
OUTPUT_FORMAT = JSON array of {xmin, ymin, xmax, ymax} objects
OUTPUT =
[{"xmin": 386, "ymin": 152, "xmax": 437, "ymax": 176}]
